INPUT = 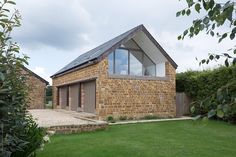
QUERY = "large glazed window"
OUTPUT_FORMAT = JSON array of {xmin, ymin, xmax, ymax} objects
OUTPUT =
[
  {"xmin": 115, "ymin": 49, "xmax": 128, "ymax": 75},
  {"xmin": 143, "ymin": 55, "xmax": 156, "ymax": 76},
  {"xmin": 108, "ymin": 48, "xmax": 156, "ymax": 77},
  {"xmin": 130, "ymin": 51, "xmax": 142, "ymax": 76}
]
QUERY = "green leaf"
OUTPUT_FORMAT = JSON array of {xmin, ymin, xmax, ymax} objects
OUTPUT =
[
  {"xmin": 233, "ymin": 58, "xmax": 236, "ymax": 65},
  {"xmin": 190, "ymin": 106, "xmax": 195, "ymax": 113},
  {"xmin": 182, "ymin": 10, "xmax": 186, "ymax": 15},
  {"xmin": 230, "ymin": 33, "xmax": 235, "ymax": 40},
  {"xmin": 6, "ymin": 1, "xmax": 16, "ymax": 5},
  {"xmin": 183, "ymin": 29, "xmax": 188, "ymax": 36},
  {"xmin": 234, "ymin": 49, "xmax": 236, "ymax": 54},
  {"xmin": 186, "ymin": 9, "xmax": 191, "ymax": 16},
  {"xmin": 190, "ymin": 27, "xmax": 194, "ymax": 33},
  {"xmin": 232, "ymin": 27, "xmax": 236, "ymax": 34},
  {"xmin": 0, "ymin": 72, "xmax": 5, "ymax": 81},
  {"xmin": 176, "ymin": 11, "xmax": 181, "ymax": 17},
  {"xmin": 203, "ymin": 1, "xmax": 209, "ymax": 10},
  {"xmin": 208, "ymin": 10, "xmax": 214, "ymax": 17},
  {"xmin": 209, "ymin": 55, "xmax": 214, "ymax": 60},
  {"xmin": 177, "ymin": 35, "xmax": 182, "ymax": 40},
  {"xmin": 208, "ymin": 0, "xmax": 215, "ymax": 9},
  {"xmin": 208, "ymin": 109, "xmax": 216, "ymax": 118},
  {"xmin": 216, "ymin": 109, "xmax": 224, "ymax": 118},
  {"xmin": 215, "ymin": 55, "xmax": 220, "ymax": 59},
  {"xmin": 186, "ymin": 0, "xmax": 194, "ymax": 7},
  {"xmin": 218, "ymin": 33, "xmax": 227, "ymax": 42},
  {"xmin": 225, "ymin": 59, "xmax": 229, "ymax": 67},
  {"xmin": 193, "ymin": 115, "xmax": 201, "ymax": 120},
  {"xmin": 210, "ymin": 31, "xmax": 214, "ymax": 36},
  {"xmin": 195, "ymin": 3, "xmax": 201, "ymax": 13},
  {"xmin": 203, "ymin": 17, "xmax": 209, "ymax": 24},
  {"xmin": 201, "ymin": 59, "xmax": 206, "ymax": 64},
  {"xmin": 211, "ymin": 23, "xmax": 215, "ymax": 30}
]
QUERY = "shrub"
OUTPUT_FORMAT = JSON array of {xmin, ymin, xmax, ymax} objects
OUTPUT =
[
  {"xmin": 191, "ymin": 80, "xmax": 236, "ymax": 123},
  {"xmin": 0, "ymin": 1, "xmax": 45, "ymax": 156},
  {"xmin": 177, "ymin": 65, "xmax": 236, "ymax": 123},
  {"xmin": 119, "ymin": 116, "xmax": 127, "ymax": 121},
  {"xmin": 142, "ymin": 115, "xmax": 159, "ymax": 120},
  {"xmin": 176, "ymin": 65, "xmax": 236, "ymax": 100},
  {"xmin": 106, "ymin": 116, "xmax": 116, "ymax": 123}
]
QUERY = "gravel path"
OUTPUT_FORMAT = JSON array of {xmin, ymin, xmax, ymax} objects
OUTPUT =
[{"xmin": 28, "ymin": 109, "xmax": 96, "ymax": 127}]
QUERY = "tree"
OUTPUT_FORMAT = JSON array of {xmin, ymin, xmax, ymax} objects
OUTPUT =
[
  {"xmin": 0, "ymin": 0, "xmax": 45, "ymax": 156},
  {"xmin": 177, "ymin": 0, "xmax": 236, "ymax": 66}
]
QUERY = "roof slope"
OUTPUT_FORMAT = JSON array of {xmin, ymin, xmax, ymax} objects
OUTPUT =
[
  {"xmin": 22, "ymin": 66, "xmax": 49, "ymax": 85},
  {"xmin": 51, "ymin": 24, "xmax": 177, "ymax": 78}
]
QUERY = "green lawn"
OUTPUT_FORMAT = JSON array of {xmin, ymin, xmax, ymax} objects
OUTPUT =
[{"xmin": 38, "ymin": 120, "xmax": 236, "ymax": 157}]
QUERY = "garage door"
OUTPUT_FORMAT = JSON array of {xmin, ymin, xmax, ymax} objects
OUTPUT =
[
  {"xmin": 83, "ymin": 81, "xmax": 96, "ymax": 113},
  {"xmin": 59, "ymin": 86, "xmax": 68, "ymax": 109},
  {"xmin": 69, "ymin": 84, "xmax": 80, "ymax": 111}
]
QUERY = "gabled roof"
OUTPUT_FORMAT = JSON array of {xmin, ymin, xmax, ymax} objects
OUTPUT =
[
  {"xmin": 51, "ymin": 24, "xmax": 177, "ymax": 78},
  {"xmin": 22, "ymin": 66, "xmax": 49, "ymax": 85}
]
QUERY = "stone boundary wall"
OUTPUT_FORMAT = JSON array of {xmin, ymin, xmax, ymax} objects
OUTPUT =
[{"xmin": 47, "ymin": 123, "xmax": 108, "ymax": 134}]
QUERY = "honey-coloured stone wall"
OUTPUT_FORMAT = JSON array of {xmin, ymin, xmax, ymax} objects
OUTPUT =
[
  {"xmin": 22, "ymin": 69, "xmax": 48, "ymax": 109},
  {"xmin": 52, "ymin": 58, "xmax": 176, "ymax": 120}
]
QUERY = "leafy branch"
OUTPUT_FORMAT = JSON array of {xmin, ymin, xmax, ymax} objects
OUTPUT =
[{"xmin": 177, "ymin": 0, "xmax": 236, "ymax": 66}]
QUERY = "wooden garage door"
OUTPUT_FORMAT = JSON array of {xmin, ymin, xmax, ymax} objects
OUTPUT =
[
  {"xmin": 59, "ymin": 86, "xmax": 68, "ymax": 109},
  {"xmin": 83, "ymin": 81, "xmax": 96, "ymax": 113},
  {"xmin": 69, "ymin": 84, "xmax": 80, "ymax": 111}
]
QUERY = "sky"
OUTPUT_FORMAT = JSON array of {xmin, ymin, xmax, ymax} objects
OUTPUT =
[{"xmin": 11, "ymin": 0, "xmax": 234, "ymax": 84}]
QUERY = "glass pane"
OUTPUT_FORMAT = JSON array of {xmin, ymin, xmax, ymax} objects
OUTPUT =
[
  {"xmin": 115, "ymin": 49, "xmax": 128, "ymax": 75},
  {"xmin": 143, "ymin": 54, "xmax": 156, "ymax": 76},
  {"xmin": 130, "ymin": 51, "xmax": 142, "ymax": 76},
  {"xmin": 108, "ymin": 52, "xmax": 114, "ymax": 74}
]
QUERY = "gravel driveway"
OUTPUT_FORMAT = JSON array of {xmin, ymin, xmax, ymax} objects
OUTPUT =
[{"xmin": 28, "ymin": 109, "xmax": 103, "ymax": 127}]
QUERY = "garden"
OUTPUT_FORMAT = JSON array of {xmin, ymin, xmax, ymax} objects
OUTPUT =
[{"xmin": 38, "ymin": 120, "xmax": 236, "ymax": 157}]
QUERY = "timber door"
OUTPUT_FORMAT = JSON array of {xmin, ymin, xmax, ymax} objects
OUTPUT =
[
  {"xmin": 69, "ymin": 84, "xmax": 80, "ymax": 111},
  {"xmin": 59, "ymin": 86, "xmax": 68, "ymax": 109},
  {"xmin": 82, "ymin": 80, "xmax": 96, "ymax": 113}
]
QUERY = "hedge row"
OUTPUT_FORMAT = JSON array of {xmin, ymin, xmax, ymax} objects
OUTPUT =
[{"xmin": 176, "ymin": 65, "xmax": 236, "ymax": 100}]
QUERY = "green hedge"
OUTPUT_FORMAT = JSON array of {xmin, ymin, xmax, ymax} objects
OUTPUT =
[
  {"xmin": 176, "ymin": 65, "xmax": 236, "ymax": 100},
  {"xmin": 176, "ymin": 65, "xmax": 236, "ymax": 123}
]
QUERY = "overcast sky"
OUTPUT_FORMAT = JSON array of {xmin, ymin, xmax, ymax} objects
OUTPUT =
[{"xmin": 12, "ymin": 0, "xmax": 234, "ymax": 84}]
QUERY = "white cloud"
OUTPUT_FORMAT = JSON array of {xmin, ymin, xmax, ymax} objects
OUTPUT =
[
  {"xmin": 32, "ymin": 66, "xmax": 51, "ymax": 85},
  {"xmin": 9, "ymin": 0, "xmax": 233, "ymax": 81}
]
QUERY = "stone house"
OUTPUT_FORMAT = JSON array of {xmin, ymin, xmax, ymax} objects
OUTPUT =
[
  {"xmin": 51, "ymin": 25, "xmax": 178, "ymax": 120},
  {"xmin": 22, "ymin": 67, "xmax": 49, "ymax": 109}
]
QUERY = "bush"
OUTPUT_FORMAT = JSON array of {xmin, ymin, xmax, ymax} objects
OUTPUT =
[
  {"xmin": 176, "ymin": 65, "xmax": 236, "ymax": 100},
  {"xmin": 106, "ymin": 116, "xmax": 116, "ymax": 123},
  {"xmin": 191, "ymin": 80, "xmax": 236, "ymax": 124},
  {"xmin": 142, "ymin": 115, "xmax": 160, "ymax": 120},
  {"xmin": 119, "ymin": 116, "xmax": 127, "ymax": 121},
  {"xmin": 0, "ymin": 1, "xmax": 45, "ymax": 156},
  {"xmin": 177, "ymin": 65, "xmax": 236, "ymax": 123}
]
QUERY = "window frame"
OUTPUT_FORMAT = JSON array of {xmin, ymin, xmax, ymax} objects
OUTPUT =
[{"xmin": 108, "ymin": 47, "xmax": 156, "ymax": 77}]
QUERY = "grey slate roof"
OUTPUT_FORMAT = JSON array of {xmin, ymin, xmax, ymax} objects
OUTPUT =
[{"xmin": 51, "ymin": 24, "xmax": 177, "ymax": 78}]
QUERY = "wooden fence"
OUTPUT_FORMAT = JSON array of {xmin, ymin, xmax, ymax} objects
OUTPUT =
[{"xmin": 176, "ymin": 92, "xmax": 192, "ymax": 117}]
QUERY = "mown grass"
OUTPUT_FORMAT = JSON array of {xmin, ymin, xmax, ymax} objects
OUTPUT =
[{"xmin": 38, "ymin": 120, "xmax": 236, "ymax": 157}]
